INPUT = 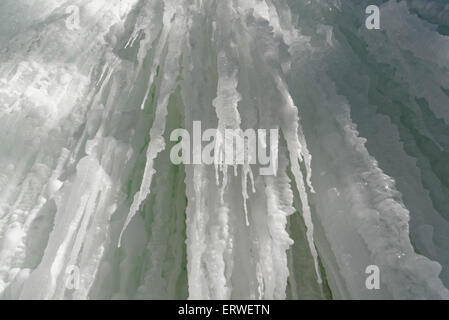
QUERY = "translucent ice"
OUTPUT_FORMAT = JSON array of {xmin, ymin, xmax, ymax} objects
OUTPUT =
[{"xmin": 0, "ymin": 0, "xmax": 449, "ymax": 300}]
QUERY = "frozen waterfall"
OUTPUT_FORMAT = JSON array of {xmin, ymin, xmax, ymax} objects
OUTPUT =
[{"xmin": 0, "ymin": 0, "xmax": 449, "ymax": 300}]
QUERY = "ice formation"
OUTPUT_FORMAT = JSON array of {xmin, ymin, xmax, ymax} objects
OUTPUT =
[{"xmin": 0, "ymin": 0, "xmax": 449, "ymax": 299}]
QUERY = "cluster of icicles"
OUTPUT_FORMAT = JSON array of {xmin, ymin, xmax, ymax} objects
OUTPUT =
[{"xmin": 0, "ymin": 0, "xmax": 448, "ymax": 300}]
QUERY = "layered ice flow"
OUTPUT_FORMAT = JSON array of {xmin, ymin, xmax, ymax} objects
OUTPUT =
[{"xmin": 0, "ymin": 0, "xmax": 449, "ymax": 299}]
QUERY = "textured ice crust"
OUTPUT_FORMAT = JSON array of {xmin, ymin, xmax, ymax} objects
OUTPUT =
[{"xmin": 0, "ymin": 0, "xmax": 448, "ymax": 299}]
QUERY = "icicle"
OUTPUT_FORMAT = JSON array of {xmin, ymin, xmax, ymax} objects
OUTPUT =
[
  {"xmin": 275, "ymin": 75, "xmax": 322, "ymax": 284},
  {"xmin": 118, "ymin": 3, "xmax": 186, "ymax": 246}
]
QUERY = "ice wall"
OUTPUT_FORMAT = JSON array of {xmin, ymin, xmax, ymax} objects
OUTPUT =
[{"xmin": 0, "ymin": 0, "xmax": 448, "ymax": 299}]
